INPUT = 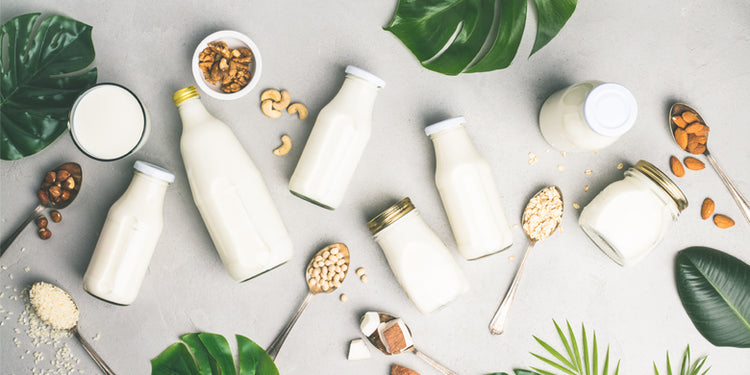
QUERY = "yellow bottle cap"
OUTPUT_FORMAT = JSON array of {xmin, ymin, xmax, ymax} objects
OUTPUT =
[{"xmin": 173, "ymin": 86, "xmax": 199, "ymax": 106}]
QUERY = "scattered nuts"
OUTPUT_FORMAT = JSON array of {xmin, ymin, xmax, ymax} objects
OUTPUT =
[
  {"xmin": 260, "ymin": 89, "xmax": 281, "ymax": 102},
  {"xmin": 701, "ymin": 198, "xmax": 714, "ymax": 220},
  {"xmin": 63, "ymin": 177, "xmax": 75, "ymax": 190},
  {"xmin": 287, "ymin": 103, "xmax": 308, "ymax": 120},
  {"xmin": 198, "ymin": 41, "xmax": 253, "ymax": 93},
  {"xmin": 56, "ymin": 170, "xmax": 71, "ymax": 181},
  {"xmin": 38, "ymin": 228, "xmax": 51, "ymax": 240},
  {"xmin": 35, "ymin": 216, "xmax": 48, "ymax": 228},
  {"xmin": 50, "ymin": 211, "xmax": 62, "ymax": 223},
  {"xmin": 674, "ymin": 128, "xmax": 688, "ymax": 150},
  {"xmin": 713, "ymin": 214, "xmax": 735, "ymax": 229},
  {"xmin": 684, "ymin": 157, "xmax": 705, "ymax": 170},
  {"xmin": 273, "ymin": 135, "xmax": 292, "ymax": 156},
  {"xmin": 44, "ymin": 171, "xmax": 56, "ymax": 183},
  {"xmin": 48, "ymin": 185, "xmax": 62, "ymax": 198},
  {"xmin": 272, "ymin": 90, "xmax": 291, "ymax": 111},
  {"xmin": 261, "ymin": 100, "xmax": 282, "ymax": 118},
  {"xmin": 670, "ymin": 156, "xmax": 685, "ymax": 177},
  {"xmin": 37, "ymin": 190, "xmax": 50, "ymax": 205}
]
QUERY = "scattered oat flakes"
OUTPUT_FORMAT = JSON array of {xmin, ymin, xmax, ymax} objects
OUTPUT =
[
  {"xmin": 584, "ymin": 169, "xmax": 593, "ymax": 175},
  {"xmin": 594, "ymin": 150, "xmax": 598, "ymax": 154},
  {"xmin": 24, "ymin": 267, "xmax": 30, "ymax": 273},
  {"xmin": 528, "ymin": 157, "xmax": 539, "ymax": 165},
  {"xmin": 584, "ymin": 185, "xmax": 590, "ymax": 192},
  {"xmin": 508, "ymin": 256, "xmax": 515, "ymax": 261},
  {"xmin": 557, "ymin": 165, "xmax": 565, "ymax": 172},
  {"xmin": 561, "ymin": 151, "xmax": 566, "ymax": 157},
  {"xmin": 573, "ymin": 203, "xmax": 580, "ymax": 209}
]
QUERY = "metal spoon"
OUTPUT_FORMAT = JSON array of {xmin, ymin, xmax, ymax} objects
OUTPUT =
[
  {"xmin": 669, "ymin": 103, "xmax": 750, "ymax": 225},
  {"xmin": 489, "ymin": 186, "xmax": 564, "ymax": 335},
  {"xmin": 29, "ymin": 281, "xmax": 116, "ymax": 375},
  {"xmin": 266, "ymin": 243, "xmax": 350, "ymax": 360},
  {"xmin": 1, "ymin": 162, "xmax": 83, "ymax": 255},
  {"xmin": 361, "ymin": 311, "xmax": 458, "ymax": 375}
]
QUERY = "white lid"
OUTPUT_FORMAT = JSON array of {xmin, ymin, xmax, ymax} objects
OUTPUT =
[
  {"xmin": 134, "ymin": 160, "xmax": 175, "ymax": 183},
  {"xmin": 425, "ymin": 116, "xmax": 466, "ymax": 136},
  {"xmin": 345, "ymin": 65, "xmax": 386, "ymax": 88},
  {"xmin": 583, "ymin": 83, "xmax": 638, "ymax": 137}
]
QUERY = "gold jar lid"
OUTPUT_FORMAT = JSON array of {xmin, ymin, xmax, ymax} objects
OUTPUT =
[
  {"xmin": 173, "ymin": 86, "xmax": 200, "ymax": 106},
  {"xmin": 367, "ymin": 197, "xmax": 415, "ymax": 235},
  {"xmin": 634, "ymin": 160, "xmax": 689, "ymax": 212}
]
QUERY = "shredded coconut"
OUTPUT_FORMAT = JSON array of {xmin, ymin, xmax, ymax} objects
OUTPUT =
[{"xmin": 522, "ymin": 186, "xmax": 563, "ymax": 241}]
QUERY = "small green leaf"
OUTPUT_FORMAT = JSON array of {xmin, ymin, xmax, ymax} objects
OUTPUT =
[
  {"xmin": 567, "ymin": 321, "xmax": 582, "ymax": 371},
  {"xmin": 180, "ymin": 334, "xmax": 213, "ymax": 375},
  {"xmin": 582, "ymin": 325, "xmax": 590, "ymax": 375},
  {"xmin": 237, "ymin": 335, "xmax": 278, "ymax": 375},
  {"xmin": 533, "ymin": 336, "xmax": 576, "ymax": 371},
  {"xmin": 514, "ymin": 371, "xmax": 543, "ymax": 375},
  {"xmin": 554, "ymin": 320, "xmax": 576, "ymax": 370},
  {"xmin": 529, "ymin": 0, "xmax": 577, "ymax": 55},
  {"xmin": 198, "ymin": 334, "xmax": 235, "ymax": 375},
  {"xmin": 150, "ymin": 343, "xmax": 200, "ymax": 375},
  {"xmin": 531, "ymin": 353, "xmax": 578, "ymax": 375}
]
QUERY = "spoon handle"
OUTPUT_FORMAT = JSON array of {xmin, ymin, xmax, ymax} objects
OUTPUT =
[
  {"xmin": 1, "ymin": 204, "xmax": 45, "ymax": 256},
  {"xmin": 266, "ymin": 291, "xmax": 314, "ymax": 360},
  {"xmin": 489, "ymin": 241, "xmax": 536, "ymax": 335},
  {"xmin": 74, "ymin": 328, "xmax": 117, "ymax": 375},
  {"xmin": 412, "ymin": 347, "xmax": 459, "ymax": 375},
  {"xmin": 705, "ymin": 150, "xmax": 750, "ymax": 225}
]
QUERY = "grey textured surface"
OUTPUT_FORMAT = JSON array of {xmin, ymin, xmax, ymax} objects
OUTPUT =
[{"xmin": 1, "ymin": 1, "xmax": 750, "ymax": 374}]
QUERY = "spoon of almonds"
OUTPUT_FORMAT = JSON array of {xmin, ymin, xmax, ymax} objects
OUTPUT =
[
  {"xmin": 669, "ymin": 103, "xmax": 749, "ymax": 225},
  {"xmin": 266, "ymin": 243, "xmax": 349, "ymax": 360}
]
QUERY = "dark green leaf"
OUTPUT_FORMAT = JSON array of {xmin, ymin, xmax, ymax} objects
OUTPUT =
[
  {"xmin": 675, "ymin": 247, "xmax": 750, "ymax": 347},
  {"xmin": 151, "ymin": 343, "xmax": 201, "ymax": 375},
  {"xmin": 464, "ymin": 0, "xmax": 526, "ymax": 73},
  {"xmin": 180, "ymin": 334, "xmax": 213, "ymax": 375},
  {"xmin": 237, "ymin": 335, "xmax": 279, "ymax": 375},
  {"xmin": 198, "ymin": 333, "xmax": 236, "ymax": 375},
  {"xmin": 515, "ymin": 371, "xmax": 543, "ymax": 375},
  {"xmin": 530, "ymin": 0, "xmax": 577, "ymax": 55},
  {"xmin": 0, "ymin": 13, "xmax": 97, "ymax": 160}
]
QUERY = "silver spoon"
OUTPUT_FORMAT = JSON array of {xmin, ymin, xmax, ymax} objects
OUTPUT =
[
  {"xmin": 266, "ymin": 243, "xmax": 350, "ymax": 360},
  {"xmin": 1, "ymin": 162, "xmax": 83, "ymax": 255},
  {"xmin": 29, "ymin": 281, "xmax": 116, "ymax": 375},
  {"xmin": 361, "ymin": 311, "xmax": 459, "ymax": 375},
  {"xmin": 669, "ymin": 103, "xmax": 750, "ymax": 225},
  {"xmin": 489, "ymin": 186, "xmax": 564, "ymax": 335}
]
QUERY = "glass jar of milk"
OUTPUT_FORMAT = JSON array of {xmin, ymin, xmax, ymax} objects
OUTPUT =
[
  {"xmin": 539, "ymin": 81, "xmax": 637, "ymax": 152},
  {"xmin": 289, "ymin": 65, "xmax": 385, "ymax": 210},
  {"xmin": 426, "ymin": 116, "xmax": 513, "ymax": 260},
  {"xmin": 368, "ymin": 198, "xmax": 468, "ymax": 314},
  {"xmin": 69, "ymin": 83, "xmax": 149, "ymax": 161},
  {"xmin": 579, "ymin": 160, "xmax": 687, "ymax": 266},
  {"xmin": 83, "ymin": 161, "xmax": 174, "ymax": 305}
]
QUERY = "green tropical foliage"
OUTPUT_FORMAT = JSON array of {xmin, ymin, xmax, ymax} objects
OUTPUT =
[
  {"xmin": 653, "ymin": 346, "xmax": 710, "ymax": 375},
  {"xmin": 529, "ymin": 320, "xmax": 620, "ymax": 375}
]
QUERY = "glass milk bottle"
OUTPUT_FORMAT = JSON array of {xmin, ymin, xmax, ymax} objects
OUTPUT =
[
  {"xmin": 539, "ymin": 81, "xmax": 637, "ymax": 152},
  {"xmin": 289, "ymin": 65, "xmax": 385, "ymax": 210},
  {"xmin": 173, "ymin": 86, "xmax": 293, "ymax": 282},
  {"xmin": 367, "ymin": 198, "xmax": 468, "ymax": 314},
  {"xmin": 426, "ymin": 117, "xmax": 513, "ymax": 260},
  {"xmin": 83, "ymin": 161, "xmax": 174, "ymax": 305}
]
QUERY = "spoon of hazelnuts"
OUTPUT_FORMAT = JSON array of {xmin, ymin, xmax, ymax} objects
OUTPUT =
[{"xmin": 1, "ymin": 162, "xmax": 82, "ymax": 256}]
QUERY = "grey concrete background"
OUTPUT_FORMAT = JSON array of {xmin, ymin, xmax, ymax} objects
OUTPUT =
[{"xmin": 1, "ymin": 1, "xmax": 749, "ymax": 374}]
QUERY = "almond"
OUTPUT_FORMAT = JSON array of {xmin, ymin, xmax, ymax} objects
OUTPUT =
[
  {"xmin": 701, "ymin": 198, "xmax": 714, "ymax": 220},
  {"xmin": 391, "ymin": 364, "xmax": 420, "ymax": 375},
  {"xmin": 674, "ymin": 128, "xmax": 688, "ymax": 150},
  {"xmin": 670, "ymin": 156, "xmax": 685, "ymax": 177},
  {"xmin": 694, "ymin": 135, "xmax": 708, "ymax": 144},
  {"xmin": 684, "ymin": 157, "xmax": 705, "ymax": 170},
  {"xmin": 681, "ymin": 111, "xmax": 699, "ymax": 124},
  {"xmin": 685, "ymin": 123, "xmax": 706, "ymax": 134},
  {"xmin": 694, "ymin": 124, "xmax": 710, "ymax": 136},
  {"xmin": 688, "ymin": 143, "xmax": 706, "ymax": 154},
  {"xmin": 671, "ymin": 115, "xmax": 687, "ymax": 128},
  {"xmin": 713, "ymin": 214, "xmax": 735, "ymax": 229}
]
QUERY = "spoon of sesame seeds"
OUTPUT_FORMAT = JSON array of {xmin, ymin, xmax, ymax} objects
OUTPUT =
[
  {"xmin": 489, "ymin": 186, "xmax": 564, "ymax": 335},
  {"xmin": 29, "ymin": 281, "xmax": 117, "ymax": 374},
  {"xmin": 266, "ymin": 243, "xmax": 350, "ymax": 360}
]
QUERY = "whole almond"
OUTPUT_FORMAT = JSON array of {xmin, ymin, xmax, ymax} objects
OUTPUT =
[
  {"xmin": 694, "ymin": 125, "xmax": 710, "ymax": 136},
  {"xmin": 674, "ymin": 128, "xmax": 688, "ymax": 150},
  {"xmin": 681, "ymin": 111, "xmax": 699, "ymax": 124},
  {"xmin": 684, "ymin": 157, "xmax": 705, "ymax": 170},
  {"xmin": 671, "ymin": 115, "xmax": 687, "ymax": 128},
  {"xmin": 685, "ymin": 123, "xmax": 705, "ymax": 134},
  {"xmin": 670, "ymin": 156, "xmax": 685, "ymax": 177},
  {"xmin": 700, "ymin": 198, "xmax": 714, "ymax": 220},
  {"xmin": 391, "ymin": 364, "xmax": 420, "ymax": 375},
  {"xmin": 713, "ymin": 214, "xmax": 735, "ymax": 229}
]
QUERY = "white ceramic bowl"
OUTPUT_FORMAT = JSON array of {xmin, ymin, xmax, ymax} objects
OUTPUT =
[{"xmin": 192, "ymin": 30, "xmax": 262, "ymax": 100}]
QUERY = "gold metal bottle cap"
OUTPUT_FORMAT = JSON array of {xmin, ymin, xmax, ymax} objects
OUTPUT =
[
  {"xmin": 634, "ymin": 160, "xmax": 689, "ymax": 212},
  {"xmin": 367, "ymin": 197, "xmax": 415, "ymax": 235},
  {"xmin": 173, "ymin": 86, "xmax": 200, "ymax": 106}
]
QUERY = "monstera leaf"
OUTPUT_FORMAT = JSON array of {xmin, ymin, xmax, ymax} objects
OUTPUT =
[
  {"xmin": 675, "ymin": 247, "xmax": 750, "ymax": 348},
  {"xmin": 151, "ymin": 333, "xmax": 279, "ymax": 375},
  {"xmin": 384, "ymin": 0, "xmax": 577, "ymax": 75},
  {"xmin": 0, "ymin": 13, "xmax": 97, "ymax": 160}
]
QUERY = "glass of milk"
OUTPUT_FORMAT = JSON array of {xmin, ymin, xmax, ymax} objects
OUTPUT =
[{"xmin": 69, "ymin": 83, "xmax": 149, "ymax": 161}]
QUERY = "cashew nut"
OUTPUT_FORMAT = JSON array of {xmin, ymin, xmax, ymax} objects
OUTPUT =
[
  {"xmin": 272, "ymin": 90, "xmax": 291, "ymax": 111},
  {"xmin": 261, "ymin": 89, "xmax": 281, "ymax": 102},
  {"xmin": 273, "ymin": 135, "xmax": 292, "ymax": 156},
  {"xmin": 261, "ymin": 100, "xmax": 282, "ymax": 118},
  {"xmin": 287, "ymin": 103, "xmax": 308, "ymax": 120}
]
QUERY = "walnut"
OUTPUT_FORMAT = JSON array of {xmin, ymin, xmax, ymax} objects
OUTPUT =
[{"xmin": 198, "ymin": 41, "xmax": 254, "ymax": 93}]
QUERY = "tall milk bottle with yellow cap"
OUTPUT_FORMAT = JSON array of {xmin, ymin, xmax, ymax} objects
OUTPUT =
[{"xmin": 173, "ymin": 86, "xmax": 293, "ymax": 281}]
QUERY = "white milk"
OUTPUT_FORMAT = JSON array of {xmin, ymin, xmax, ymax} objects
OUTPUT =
[
  {"xmin": 368, "ymin": 198, "xmax": 468, "ymax": 314},
  {"xmin": 426, "ymin": 117, "xmax": 513, "ymax": 260},
  {"xmin": 288, "ymin": 65, "xmax": 385, "ymax": 210},
  {"xmin": 70, "ymin": 84, "xmax": 149, "ymax": 160},
  {"xmin": 539, "ymin": 81, "xmax": 637, "ymax": 152},
  {"xmin": 173, "ymin": 86, "xmax": 293, "ymax": 282},
  {"xmin": 83, "ymin": 161, "xmax": 174, "ymax": 305}
]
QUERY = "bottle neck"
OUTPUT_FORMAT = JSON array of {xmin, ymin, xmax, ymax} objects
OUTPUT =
[
  {"xmin": 332, "ymin": 75, "xmax": 379, "ymax": 114},
  {"xmin": 429, "ymin": 125, "xmax": 477, "ymax": 157},
  {"xmin": 124, "ymin": 172, "xmax": 169, "ymax": 204},
  {"xmin": 177, "ymin": 97, "xmax": 214, "ymax": 129}
]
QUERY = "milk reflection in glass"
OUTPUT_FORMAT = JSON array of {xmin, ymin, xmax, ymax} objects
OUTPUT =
[
  {"xmin": 426, "ymin": 117, "xmax": 513, "ymax": 260},
  {"xmin": 173, "ymin": 86, "xmax": 293, "ymax": 282},
  {"xmin": 289, "ymin": 65, "xmax": 385, "ymax": 210}
]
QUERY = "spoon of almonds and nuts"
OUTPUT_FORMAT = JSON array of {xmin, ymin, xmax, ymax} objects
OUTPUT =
[
  {"xmin": 1, "ymin": 162, "xmax": 82, "ymax": 256},
  {"xmin": 669, "ymin": 103, "xmax": 748, "ymax": 227}
]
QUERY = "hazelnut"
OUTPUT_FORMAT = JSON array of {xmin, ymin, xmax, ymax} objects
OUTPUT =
[
  {"xmin": 37, "ymin": 190, "xmax": 50, "ymax": 205},
  {"xmin": 35, "ymin": 215, "xmax": 48, "ymax": 228},
  {"xmin": 50, "ymin": 211, "xmax": 62, "ymax": 223},
  {"xmin": 45, "ymin": 171, "xmax": 56, "ymax": 183},
  {"xmin": 56, "ymin": 169, "xmax": 71, "ymax": 181},
  {"xmin": 40, "ymin": 181, "xmax": 52, "ymax": 190},
  {"xmin": 48, "ymin": 185, "xmax": 62, "ymax": 198},
  {"xmin": 60, "ymin": 190, "xmax": 71, "ymax": 201},
  {"xmin": 63, "ymin": 177, "xmax": 75, "ymax": 190},
  {"xmin": 38, "ymin": 228, "xmax": 52, "ymax": 240}
]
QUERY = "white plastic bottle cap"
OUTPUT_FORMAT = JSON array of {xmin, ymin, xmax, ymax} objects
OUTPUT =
[
  {"xmin": 583, "ymin": 83, "xmax": 638, "ymax": 137},
  {"xmin": 345, "ymin": 65, "xmax": 386, "ymax": 88},
  {"xmin": 134, "ymin": 160, "xmax": 175, "ymax": 183},
  {"xmin": 424, "ymin": 116, "xmax": 466, "ymax": 136}
]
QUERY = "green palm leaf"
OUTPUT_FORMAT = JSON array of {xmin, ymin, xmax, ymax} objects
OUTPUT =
[
  {"xmin": 653, "ymin": 346, "xmax": 711, "ymax": 375},
  {"xmin": 529, "ymin": 321, "xmax": 620, "ymax": 375}
]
